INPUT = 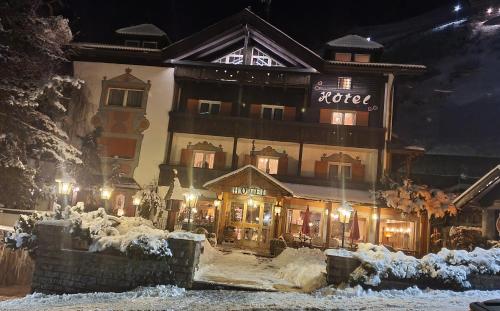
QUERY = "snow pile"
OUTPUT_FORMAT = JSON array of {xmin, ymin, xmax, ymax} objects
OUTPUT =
[
  {"xmin": 273, "ymin": 247, "xmax": 327, "ymax": 291},
  {"xmin": 342, "ymin": 243, "xmax": 500, "ymax": 288},
  {"xmin": 167, "ymin": 231, "xmax": 205, "ymax": 242}
]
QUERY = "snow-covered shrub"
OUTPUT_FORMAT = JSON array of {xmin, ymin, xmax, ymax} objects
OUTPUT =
[
  {"xmin": 346, "ymin": 243, "xmax": 500, "ymax": 289},
  {"xmin": 449, "ymin": 226, "xmax": 487, "ymax": 251},
  {"xmin": 3, "ymin": 211, "xmax": 50, "ymax": 253}
]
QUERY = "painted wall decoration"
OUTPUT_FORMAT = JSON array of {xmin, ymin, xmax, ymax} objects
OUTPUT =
[{"xmin": 310, "ymin": 75, "xmax": 383, "ymax": 112}]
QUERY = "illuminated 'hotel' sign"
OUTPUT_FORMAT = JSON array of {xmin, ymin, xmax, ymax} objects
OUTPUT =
[{"xmin": 231, "ymin": 186, "xmax": 267, "ymax": 196}]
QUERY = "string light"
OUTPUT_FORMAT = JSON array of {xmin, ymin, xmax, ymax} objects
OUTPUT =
[
  {"xmin": 487, "ymin": 7, "xmax": 493, "ymax": 14},
  {"xmin": 454, "ymin": 4, "xmax": 461, "ymax": 12}
]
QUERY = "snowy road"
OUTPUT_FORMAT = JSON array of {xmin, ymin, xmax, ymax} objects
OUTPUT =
[{"xmin": 0, "ymin": 285, "xmax": 499, "ymax": 310}]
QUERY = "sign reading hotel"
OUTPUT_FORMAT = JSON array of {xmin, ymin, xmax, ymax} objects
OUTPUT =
[
  {"xmin": 310, "ymin": 75, "xmax": 379, "ymax": 112},
  {"xmin": 232, "ymin": 186, "xmax": 267, "ymax": 196}
]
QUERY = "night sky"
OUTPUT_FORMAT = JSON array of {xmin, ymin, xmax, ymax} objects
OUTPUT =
[{"xmin": 63, "ymin": 0, "xmax": 456, "ymax": 50}]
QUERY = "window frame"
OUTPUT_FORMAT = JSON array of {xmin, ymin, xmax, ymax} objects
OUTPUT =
[
  {"xmin": 256, "ymin": 156, "xmax": 279, "ymax": 175},
  {"xmin": 142, "ymin": 41, "xmax": 158, "ymax": 49},
  {"xmin": 354, "ymin": 53, "xmax": 371, "ymax": 63},
  {"xmin": 198, "ymin": 100, "xmax": 221, "ymax": 115},
  {"xmin": 334, "ymin": 52, "xmax": 352, "ymax": 62},
  {"xmin": 328, "ymin": 162, "xmax": 352, "ymax": 180},
  {"xmin": 261, "ymin": 105, "xmax": 285, "ymax": 121},
  {"xmin": 192, "ymin": 150, "xmax": 216, "ymax": 169},
  {"xmin": 331, "ymin": 110, "xmax": 357, "ymax": 126},
  {"xmin": 337, "ymin": 77, "xmax": 352, "ymax": 90},
  {"xmin": 106, "ymin": 87, "xmax": 145, "ymax": 108}
]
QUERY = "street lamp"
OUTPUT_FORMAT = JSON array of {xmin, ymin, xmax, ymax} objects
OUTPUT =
[
  {"xmin": 100, "ymin": 186, "xmax": 113, "ymax": 213},
  {"xmin": 55, "ymin": 176, "xmax": 75, "ymax": 207},
  {"xmin": 183, "ymin": 190, "xmax": 199, "ymax": 231},
  {"xmin": 338, "ymin": 202, "xmax": 353, "ymax": 248}
]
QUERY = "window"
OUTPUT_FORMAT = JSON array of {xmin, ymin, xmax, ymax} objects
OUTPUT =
[
  {"xmin": 142, "ymin": 41, "xmax": 158, "ymax": 49},
  {"xmin": 124, "ymin": 40, "xmax": 140, "ymax": 47},
  {"xmin": 261, "ymin": 105, "xmax": 284, "ymax": 121},
  {"xmin": 334, "ymin": 52, "xmax": 352, "ymax": 62},
  {"xmin": 354, "ymin": 54, "xmax": 370, "ymax": 63},
  {"xmin": 328, "ymin": 163, "xmax": 352, "ymax": 180},
  {"xmin": 337, "ymin": 77, "xmax": 352, "ymax": 90},
  {"xmin": 213, "ymin": 48, "xmax": 244, "ymax": 65},
  {"xmin": 107, "ymin": 88, "xmax": 144, "ymax": 108},
  {"xmin": 251, "ymin": 47, "xmax": 284, "ymax": 67},
  {"xmin": 230, "ymin": 202, "xmax": 244, "ymax": 222},
  {"xmin": 246, "ymin": 202, "xmax": 260, "ymax": 224},
  {"xmin": 332, "ymin": 111, "xmax": 356, "ymax": 126},
  {"xmin": 257, "ymin": 156, "xmax": 279, "ymax": 175},
  {"xmin": 199, "ymin": 101, "xmax": 221, "ymax": 115},
  {"xmin": 193, "ymin": 151, "xmax": 215, "ymax": 169}
]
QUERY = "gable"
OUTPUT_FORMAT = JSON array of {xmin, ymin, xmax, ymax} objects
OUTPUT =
[{"xmin": 162, "ymin": 9, "xmax": 322, "ymax": 70}]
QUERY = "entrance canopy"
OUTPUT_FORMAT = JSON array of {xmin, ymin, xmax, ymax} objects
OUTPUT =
[
  {"xmin": 203, "ymin": 165, "xmax": 293, "ymax": 197},
  {"xmin": 203, "ymin": 165, "xmax": 374, "ymax": 204}
]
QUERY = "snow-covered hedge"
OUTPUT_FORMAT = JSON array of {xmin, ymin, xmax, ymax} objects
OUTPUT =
[
  {"xmin": 327, "ymin": 243, "xmax": 500, "ymax": 289},
  {"xmin": 4, "ymin": 203, "xmax": 203, "ymax": 260}
]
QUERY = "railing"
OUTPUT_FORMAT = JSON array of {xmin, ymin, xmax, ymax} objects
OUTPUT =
[
  {"xmin": 159, "ymin": 164, "xmax": 372, "ymax": 190},
  {"xmin": 168, "ymin": 112, "xmax": 385, "ymax": 149}
]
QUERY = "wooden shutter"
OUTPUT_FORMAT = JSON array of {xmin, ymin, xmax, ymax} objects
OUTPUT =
[
  {"xmin": 277, "ymin": 156, "xmax": 288, "ymax": 175},
  {"xmin": 319, "ymin": 109, "xmax": 332, "ymax": 124},
  {"xmin": 186, "ymin": 99, "xmax": 199, "ymax": 114},
  {"xmin": 180, "ymin": 149, "xmax": 193, "ymax": 167},
  {"xmin": 351, "ymin": 163, "xmax": 365, "ymax": 182},
  {"xmin": 284, "ymin": 107, "xmax": 296, "ymax": 121},
  {"xmin": 314, "ymin": 161, "xmax": 329, "ymax": 179},
  {"xmin": 250, "ymin": 104, "xmax": 261, "ymax": 119},
  {"xmin": 220, "ymin": 102, "xmax": 232, "ymax": 116},
  {"xmin": 356, "ymin": 111, "xmax": 369, "ymax": 126},
  {"xmin": 214, "ymin": 151, "xmax": 226, "ymax": 170}
]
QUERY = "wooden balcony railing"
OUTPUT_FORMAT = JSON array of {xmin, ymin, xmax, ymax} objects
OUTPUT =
[{"xmin": 168, "ymin": 112, "xmax": 385, "ymax": 149}]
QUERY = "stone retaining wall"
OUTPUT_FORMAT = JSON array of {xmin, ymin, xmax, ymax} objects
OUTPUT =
[
  {"xmin": 31, "ymin": 222, "xmax": 203, "ymax": 294},
  {"xmin": 326, "ymin": 253, "xmax": 500, "ymax": 291}
]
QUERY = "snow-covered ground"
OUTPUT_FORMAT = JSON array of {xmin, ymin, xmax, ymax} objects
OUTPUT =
[
  {"xmin": 0, "ymin": 284, "xmax": 499, "ymax": 310},
  {"xmin": 195, "ymin": 242, "xmax": 326, "ymax": 292}
]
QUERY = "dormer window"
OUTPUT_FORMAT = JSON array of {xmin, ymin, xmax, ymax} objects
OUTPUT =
[
  {"xmin": 337, "ymin": 77, "xmax": 352, "ymax": 90},
  {"xmin": 334, "ymin": 52, "xmax": 352, "ymax": 62},
  {"xmin": 354, "ymin": 53, "xmax": 370, "ymax": 63},
  {"xmin": 124, "ymin": 40, "xmax": 140, "ymax": 47},
  {"xmin": 213, "ymin": 47, "xmax": 284, "ymax": 67},
  {"xmin": 142, "ymin": 41, "xmax": 158, "ymax": 49}
]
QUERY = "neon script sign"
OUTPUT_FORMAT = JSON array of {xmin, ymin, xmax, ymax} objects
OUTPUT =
[{"xmin": 311, "ymin": 79, "xmax": 379, "ymax": 111}]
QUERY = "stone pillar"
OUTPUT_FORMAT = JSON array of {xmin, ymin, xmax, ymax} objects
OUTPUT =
[{"xmin": 482, "ymin": 209, "xmax": 497, "ymax": 240}]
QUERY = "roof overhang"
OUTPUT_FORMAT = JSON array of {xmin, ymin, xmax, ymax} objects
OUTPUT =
[{"xmin": 453, "ymin": 165, "xmax": 500, "ymax": 209}]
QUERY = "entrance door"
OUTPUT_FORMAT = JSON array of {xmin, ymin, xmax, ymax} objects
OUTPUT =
[{"xmin": 229, "ymin": 199, "xmax": 273, "ymax": 250}]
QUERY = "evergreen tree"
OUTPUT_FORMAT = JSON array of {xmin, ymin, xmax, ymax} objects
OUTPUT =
[{"xmin": 0, "ymin": 1, "xmax": 82, "ymax": 208}]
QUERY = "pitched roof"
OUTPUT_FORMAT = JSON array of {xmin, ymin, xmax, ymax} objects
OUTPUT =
[
  {"xmin": 326, "ymin": 34, "xmax": 384, "ymax": 50},
  {"xmin": 115, "ymin": 24, "xmax": 167, "ymax": 37},
  {"xmin": 453, "ymin": 164, "xmax": 500, "ymax": 208}
]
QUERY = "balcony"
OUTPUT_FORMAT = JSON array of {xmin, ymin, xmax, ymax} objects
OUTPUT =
[
  {"xmin": 168, "ymin": 112, "xmax": 385, "ymax": 149},
  {"xmin": 159, "ymin": 164, "xmax": 372, "ymax": 190}
]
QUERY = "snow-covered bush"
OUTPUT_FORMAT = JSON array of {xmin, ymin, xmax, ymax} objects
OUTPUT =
[
  {"xmin": 4, "ymin": 203, "xmax": 173, "ymax": 260},
  {"xmin": 449, "ymin": 226, "xmax": 487, "ymax": 251},
  {"xmin": 346, "ymin": 243, "xmax": 500, "ymax": 289}
]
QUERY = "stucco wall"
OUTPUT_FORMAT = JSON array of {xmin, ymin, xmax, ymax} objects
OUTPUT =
[{"xmin": 73, "ymin": 62, "xmax": 174, "ymax": 187}]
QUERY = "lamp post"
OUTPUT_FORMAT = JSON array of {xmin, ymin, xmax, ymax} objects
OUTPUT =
[
  {"xmin": 338, "ymin": 202, "xmax": 353, "ymax": 248},
  {"xmin": 100, "ymin": 186, "xmax": 113, "ymax": 213},
  {"xmin": 183, "ymin": 190, "xmax": 198, "ymax": 231},
  {"xmin": 55, "ymin": 176, "xmax": 75, "ymax": 207}
]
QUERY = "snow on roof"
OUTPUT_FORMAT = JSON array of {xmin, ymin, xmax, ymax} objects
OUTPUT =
[
  {"xmin": 326, "ymin": 60, "xmax": 426, "ymax": 71},
  {"xmin": 73, "ymin": 42, "xmax": 161, "ymax": 52},
  {"xmin": 115, "ymin": 24, "xmax": 167, "ymax": 37},
  {"xmin": 203, "ymin": 165, "xmax": 295, "ymax": 195},
  {"xmin": 326, "ymin": 35, "xmax": 384, "ymax": 49},
  {"xmin": 282, "ymin": 183, "xmax": 374, "ymax": 204},
  {"xmin": 453, "ymin": 164, "xmax": 500, "ymax": 208}
]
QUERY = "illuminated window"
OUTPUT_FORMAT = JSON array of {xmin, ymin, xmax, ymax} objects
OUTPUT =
[
  {"xmin": 213, "ymin": 48, "xmax": 244, "ymax": 65},
  {"xmin": 334, "ymin": 52, "xmax": 352, "ymax": 62},
  {"xmin": 262, "ymin": 105, "xmax": 284, "ymax": 121},
  {"xmin": 337, "ymin": 77, "xmax": 352, "ymax": 90},
  {"xmin": 328, "ymin": 163, "xmax": 352, "ymax": 180},
  {"xmin": 354, "ymin": 54, "xmax": 370, "ymax": 63},
  {"xmin": 257, "ymin": 156, "xmax": 279, "ymax": 175},
  {"xmin": 199, "ymin": 101, "xmax": 221, "ymax": 115},
  {"xmin": 193, "ymin": 151, "xmax": 215, "ymax": 169},
  {"xmin": 251, "ymin": 47, "xmax": 284, "ymax": 67},
  {"xmin": 332, "ymin": 111, "xmax": 356, "ymax": 125},
  {"xmin": 107, "ymin": 88, "xmax": 144, "ymax": 108}
]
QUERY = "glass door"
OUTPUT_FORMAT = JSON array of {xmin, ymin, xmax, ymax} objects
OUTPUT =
[{"xmin": 229, "ymin": 199, "xmax": 272, "ymax": 250}]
